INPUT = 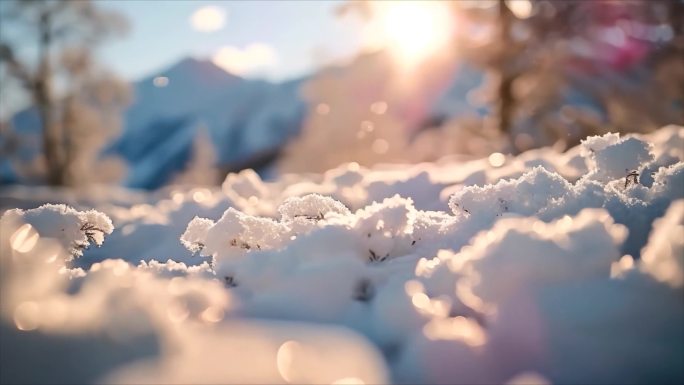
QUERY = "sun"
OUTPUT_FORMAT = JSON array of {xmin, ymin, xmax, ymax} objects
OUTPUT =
[{"xmin": 370, "ymin": 1, "xmax": 455, "ymax": 66}]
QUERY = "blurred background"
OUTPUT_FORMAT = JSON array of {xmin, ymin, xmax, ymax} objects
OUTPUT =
[{"xmin": 0, "ymin": 0, "xmax": 682, "ymax": 190}]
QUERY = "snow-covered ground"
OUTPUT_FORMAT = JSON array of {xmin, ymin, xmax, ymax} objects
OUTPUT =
[{"xmin": 1, "ymin": 126, "xmax": 683, "ymax": 384}]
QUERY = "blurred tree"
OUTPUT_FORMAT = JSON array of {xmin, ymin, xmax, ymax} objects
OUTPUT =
[
  {"xmin": 456, "ymin": 0, "xmax": 683, "ymax": 152},
  {"xmin": 281, "ymin": 1, "xmax": 461, "ymax": 173},
  {"xmin": 171, "ymin": 126, "xmax": 219, "ymax": 186},
  {"xmin": 280, "ymin": 52, "xmax": 406, "ymax": 173},
  {"xmin": 456, "ymin": 1, "xmax": 585, "ymax": 147},
  {"xmin": 0, "ymin": 0, "xmax": 130, "ymax": 186},
  {"xmin": 495, "ymin": 0, "xmax": 515, "ymax": 138},
  {"xmin": 646, "ymin": 0, "xmax": 684, "ymax": 123}
]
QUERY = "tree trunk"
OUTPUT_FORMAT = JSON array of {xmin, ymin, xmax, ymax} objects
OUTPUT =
[
  {"xmin": 35, "ymin": 10, "xmax": 64, "ymax": 186},
  {"xmin": 496, "ymin": 0, "xmax": 515, "ymax": 138},
  {"xmin": 498, "ymin": 72, "xmax": 515, "ymax": 137},
  {"xmin": 667, "ymin": 0, "xmax": 684, "ymax": 123},
  {"xmin": 62, "ymin": 96, "xmax": 77, "ymax": 186}
]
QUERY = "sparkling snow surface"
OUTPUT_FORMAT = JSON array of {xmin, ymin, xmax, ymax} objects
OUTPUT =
[{"xmin": 1, "ymin": 126, "xmax": 683, "ymax": 384}]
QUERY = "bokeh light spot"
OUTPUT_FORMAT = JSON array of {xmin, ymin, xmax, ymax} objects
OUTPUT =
[
  {"xmin": 153, "ymin": 76, "xmax": 169, "ymax": 87},
  {"xmin": 277, "ymin": 340, "xmax": 301, "ymax": 382},
  {"xmin": 371, "ymin": 139, "xmax": 389, "ymax": 154},
  {"xmin": 370, "ymin": 101, "xmax": 388, "ymax": 115},
  {"xmin": 10, "ymin": 223, "xmax": 39, "ymax": 253},
  {"xmin": 316, "ymin": 103, "xmax": 330, "ymax": 115},
  {"xmin": 14, "ymin": 301, "xmax": 40, "ymax": 331},
  {"xmin": 190, "ymin": 6, "xmax": 226, "ymax": 32},
  {"xmin": 488, "ymin": 152, "xmax": 506, "ymax": 167}
]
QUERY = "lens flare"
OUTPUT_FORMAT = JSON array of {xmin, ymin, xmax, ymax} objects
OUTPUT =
[
  {"xmin": 370, "ymin": 1, "xmax": 454, "ymax": 66},
  {"xmin": 277, "ymin": 340, "xmax": 301, "ymax": 382}
]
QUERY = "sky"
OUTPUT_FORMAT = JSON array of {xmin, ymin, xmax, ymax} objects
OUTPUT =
[
  {"xmin": 97, "ymin": 0, "xmax": 366, "ymax": 82},
  {"xmin": 0, "ymin": 0, "xmax": 457, "ymax": 118}
]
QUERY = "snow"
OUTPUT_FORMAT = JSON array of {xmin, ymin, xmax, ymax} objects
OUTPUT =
[
  {"xmin": 1, "ymin": 204, "xmax": 113, "ymax": 258},
  {"xmin": 457, "ymin": 209, "xmax": 627, "ymax": 308},
  {"xmin": 1, "ymin": 126, "xmax": 683, "ymax": 384},
  {"xmin": 111, "ymin": 58, "xmax": 307, "ymax": 188},
  {"xmin": 640, "ymin": 199, "xmax": 684, "ymax": 288},
  {"xmin": 581, "ymin": 134, "xmax": 654, "ymax": 183},
  {"xmin": 278, "ymin": 193, "xmax": 352, "ymax": 221}
]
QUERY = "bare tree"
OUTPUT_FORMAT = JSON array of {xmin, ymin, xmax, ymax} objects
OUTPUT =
[{"xmin": 0, "ymin": 0, "xmax": 129, "ymax": 186}]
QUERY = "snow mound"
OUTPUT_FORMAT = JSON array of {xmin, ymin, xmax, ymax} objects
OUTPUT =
[
  {"xmin": 581, "ymin": 133, "xmax": 654, "ymax": 183},
  {"xmin": 181, "ymin": 207, "xmax": 289, "ymax": 260},
  {"xmin": 2, "ymin": 126, "xmax": 683, "ymax": 384},
  {"xmin": 459, "ymin": 209, "xmax": 627, "ymax": 308},
  {"xmin": 448, "ymin": 166, "xmax": 572, "ymax": 218},
  {"xmin": 279, "ymin": 193, "xmax": 351, "ymax": 221},
  {"xmin": 1, "ymin": 204, "xmax": 113, "ymax": 259},
  {"xmin": 640, "ymin": 199, "xmax": 684, "ymax": 288}
]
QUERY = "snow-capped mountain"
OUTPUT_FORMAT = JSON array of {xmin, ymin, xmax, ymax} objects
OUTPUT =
[
  {"xmin": 5, "ymin": 52, "xmax": 670, "ymax": 189},
  {"xmin": 2, "ymin": 57, "xmax": 307, "ymax": 189},
  {"xmin": 109, "ymin": 58, "xmax": 307, "ymax": 189}
]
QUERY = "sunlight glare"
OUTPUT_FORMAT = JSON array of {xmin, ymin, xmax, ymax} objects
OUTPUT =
[{"xmin": 372, "ymin": 1, "xmax": 454, "ymax": 66}]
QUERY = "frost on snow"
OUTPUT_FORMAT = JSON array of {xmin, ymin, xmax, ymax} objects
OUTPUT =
[
  {"xmin": 1, "ymin": 204, "xmax": 113, "ymax": 259},
  {"xmin": 1, "ymin": 127, "xmax": 684, "ymax": 384}
]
